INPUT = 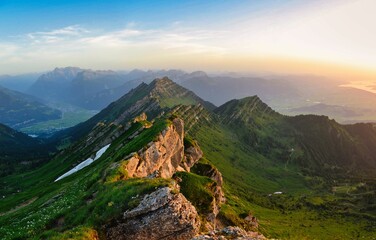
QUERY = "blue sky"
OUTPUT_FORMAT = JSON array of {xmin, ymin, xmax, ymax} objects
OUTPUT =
[
  {"xmin": 0, "ymin": 0, "xmax": 287, "ymax": 37},
  {"xmin": 0, "ymin": 0, "xmax": 375, "ymax": 82}
]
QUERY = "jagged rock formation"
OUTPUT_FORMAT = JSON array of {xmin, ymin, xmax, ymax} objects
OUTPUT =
[
  {"xmin": 124, "ymin": 118, "xmax": 202, "ymax": 178},
  {"xmin": 105, "ymin": 187, "xmax": 200, "ymax": 240}
]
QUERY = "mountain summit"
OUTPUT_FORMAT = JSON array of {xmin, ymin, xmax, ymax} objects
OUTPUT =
[{"xmin": 54, "ymin": 77, "xmax": 215, "ymax": 143}]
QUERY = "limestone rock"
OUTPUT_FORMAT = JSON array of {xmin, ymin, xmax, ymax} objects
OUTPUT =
[
  {"xmin": 124, "ymin": 118, "xmax": 202, "ymax": 178},
  {"xmin": 105, "ymin": 187, "xmax": 200, "ymax": 240},
  {"xmin": 244, "ymin": 212, "xmax": 259, "ymax": 229},
  {"xmin": 133, "ymin": 112, "xmax": 147, "ymax": 123}
]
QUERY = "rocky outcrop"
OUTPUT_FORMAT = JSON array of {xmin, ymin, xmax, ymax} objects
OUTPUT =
[
  {"xmin": 104, "ymin": 117, "xmax": 241, "ymax": 239},
  {"xmin": 105, "ymin": 187, "xmax": 200, "ymax": 240},
  {"xmin": 133, "ymin": 112, "xmax": 147, "ymax": 123},
  {"xmin": 189, "ymin": 160, "xmax": 226, "ymax": 231},
  {"xmin": 191, "ymin": 160, "xmax": 226, "ymax": 207},
  {"xmin": 182, "ymin": 145, "xmax": 203, "ymax": 172},
  {"xmin": 207, "ymin": 168, "xmax": 225, "ymax": 207},
  {"xmin": 192, "ymin": 226, "xmax": 267, "ymax": 240},
  {"xmin": 244, "ymin": 212, "xmax": 259, "ymax": 229},
  {"xmin": 124, "ymin": 118, "xmax": 202, "ymax": 178}
]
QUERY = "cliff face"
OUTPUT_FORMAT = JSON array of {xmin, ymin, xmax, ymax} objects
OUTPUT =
[
  {"xmin": 105, "ymin": 187, "xmax": 200, "ymax": 240},
  {"xmin": 125, "ymin": 118, "xmax": 202, "ymax": 178}
]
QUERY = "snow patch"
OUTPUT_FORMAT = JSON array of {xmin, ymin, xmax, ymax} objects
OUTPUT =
[
  {"xmin": 268, "ymin": 191, "xmax": 283, "ymax": 197},
  {"xmin": 94, "ymin": 144, "xmax": 111, "ymax": 160},
  {"xmin": 54, "ymin": 144, "xmax": 111, "ymax": 182},
  {"xmin": 54, "ymin": 158, "xmax": 94, "ymax": 182}
]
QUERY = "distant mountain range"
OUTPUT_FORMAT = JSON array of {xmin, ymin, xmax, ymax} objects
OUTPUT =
[
  {"xmin": 0, "ymin": 73, "xmax": 40, "ymax": 92},
  {"xmin": 24, "ymin": 67, "xmax": 376, "ymax": 123},
  {"xmin": 27, "ymin": 67, "xmax": 193, "ymax": 110},
  {"xmin": 0, "ymin": 85, "xmax": 61, "ymax": 129}
]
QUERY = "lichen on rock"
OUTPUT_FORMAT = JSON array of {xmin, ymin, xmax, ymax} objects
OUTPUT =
[{"xmin": 104, "ymin": 187, "xmax": 201, "ymax": 240}]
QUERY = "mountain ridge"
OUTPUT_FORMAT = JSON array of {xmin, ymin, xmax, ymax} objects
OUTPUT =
[
  {"xmin": 52, "ymin": 77, "xmax": 215, "ymax": 145},
  {"xmin": 1, "ymin": 78, "xmax": 375, "ymax": 239},
  {"xmin": 0, "ymin": 85, "xmax": 61, "ymax": 129}
]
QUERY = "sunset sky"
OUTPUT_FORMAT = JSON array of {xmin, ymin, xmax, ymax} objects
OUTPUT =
[{"xmin": 0, "ymin": 0, "xmax": 375, "ymax": 84}]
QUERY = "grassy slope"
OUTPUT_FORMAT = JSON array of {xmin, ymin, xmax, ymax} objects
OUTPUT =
[
  {"xmin": 0, "ymin": 124, "xmax": 54, "ymax": 177},
  {"xmin": 0, "ymin": 86, "xmax": 61, "ymax": 128},
  {"xmin": 189, "ymin": 123, "xmax": 375, "ymax": 239},
  {"xmin": 0, "ymin": 118, "xmax": 171, "ymax": 239},
  {"xmin": 175, "ymin": 103, "xmax": 376, "ymax": 240}
]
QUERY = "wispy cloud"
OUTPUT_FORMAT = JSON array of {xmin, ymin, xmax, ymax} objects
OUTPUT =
[
  {"xmin": 0, "ymin": 23, "xmax": 229, "ymax": 73},
  {"xmin": 26, "ymin": 25, "xmax": 90, "ymax": 44},
  {"xmin": 29, "ymin": 25, "xmax": 89, "ymax": 37},
  {"xmin": 77, "ymin": 27, "xmax": 228, "ymax": 54}
]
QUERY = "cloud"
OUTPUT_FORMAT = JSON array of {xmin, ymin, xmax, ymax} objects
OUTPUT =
[
  {"xmin": 76, "ymin": 26, "xmax": 227, "ymax": 54},
  {"xmin": 0, "ymin": 23, "xmax": 229, "ymax": 74},
  {"xmin": 26, "ymin": 25, "xmax": 90, "ymax": 44},
  {"xmin": 30, "ymin": 25, "xmax": 89, "ymax": 37},
  {"xmin": 22, "ymin": 24, "xmax": 227, "ymax": 54}
]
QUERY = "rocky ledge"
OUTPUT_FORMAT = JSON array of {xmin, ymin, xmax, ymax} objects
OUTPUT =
[
  {"xmin": 124, "ymin": 117, "xmax": 203, "ymax": 178},
  {"xmin": 105, "ymin": 187, "xmax": 200, "ymax": 240}
]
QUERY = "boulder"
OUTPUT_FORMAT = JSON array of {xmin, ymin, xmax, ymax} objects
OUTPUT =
[{"xmin": 105, "ymin": 187, "xmax": 200, "ymax": 240}]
